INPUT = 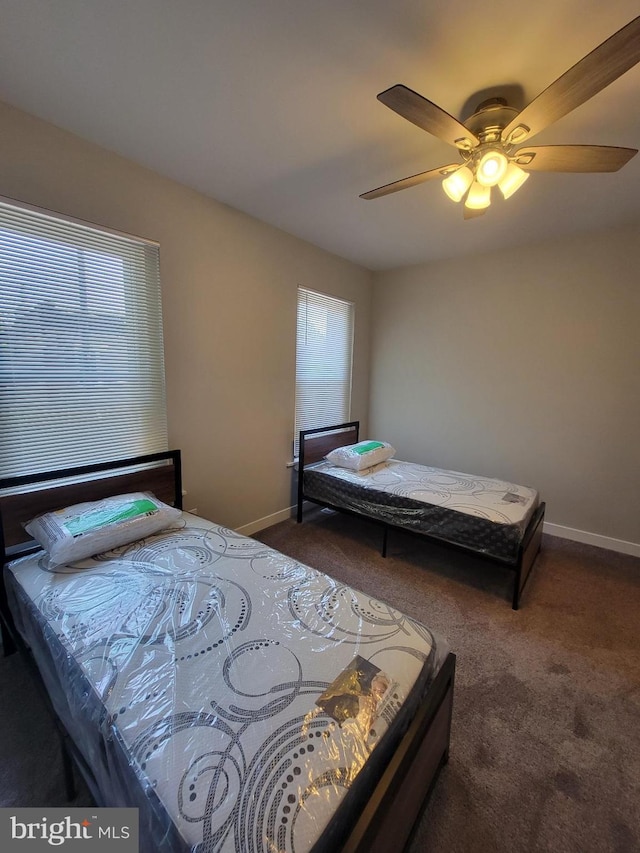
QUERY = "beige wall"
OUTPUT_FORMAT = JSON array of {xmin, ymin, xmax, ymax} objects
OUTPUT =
[
  {"xmin": 371, "ymin": 228, "xmax": 640, "ymax": 547},
  {"xmin": 4, "ymin": 97, "xmax": 638, "ymax": 547},
  {"xmin": 0, "ymin": 101, "xmax": 372, "ymax": 530}
]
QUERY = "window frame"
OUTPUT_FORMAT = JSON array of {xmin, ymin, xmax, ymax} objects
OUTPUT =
[
  {"xmin": 294, "ymin": 286, "xmax": 354, "ymax": 456},
  {"xmin": 0, "ymin": 196, "xmax": 168, "ymax": 480}
]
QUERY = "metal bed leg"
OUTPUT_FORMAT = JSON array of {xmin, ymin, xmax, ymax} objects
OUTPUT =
[
  {"xmin": 382, "ymin": 526, "xmax": 388, "ymax": 558},
  {"xmin": 1, "ymin": 618, "xmax": 17, "ymax": 657},
  {"xmin": 512, "ymin": 586, "xmax": 520, "ymax": 610},
  {"xmin": 59, "ymin": 732, "xmax": 76, "ymax": 801}
]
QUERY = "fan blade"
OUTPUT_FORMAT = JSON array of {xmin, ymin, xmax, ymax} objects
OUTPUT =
[
  {"xmin": 512, "ymin": 144, "xmax": 638, "ymax": 172},
  {"xmin": 502, "ymin": 16, "xmax": 640, "ymax": 145},
  {"xmin": 360, "ymin": 164, "xmax": 460, "ymax": 200},
  {"xmin": 378, "ymin": 85, "xmax": 479, "ymax": 150}
]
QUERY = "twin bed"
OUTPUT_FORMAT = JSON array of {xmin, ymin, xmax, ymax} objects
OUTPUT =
[
  {"xmin": 297, "ymin": 422, "xmax": 545, "ymax": 610},
  {"xmin": 1, "ymin": 426, "xmax": 544, "ymax": 848},
  {"xmin": 0, "ymin": 450, "xmax": 455, "ymax": 853}
]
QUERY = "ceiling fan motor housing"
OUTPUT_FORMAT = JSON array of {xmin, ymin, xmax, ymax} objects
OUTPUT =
[{"xmin": 464, "ymin": 99, "xmax": 520, "ymax": 146}]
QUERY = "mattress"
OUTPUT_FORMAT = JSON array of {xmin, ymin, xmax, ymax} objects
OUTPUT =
[
  {"xmin": 303, "ymin": 459, "xmax": 540, "ymax": 562},
  {"xmin": 5, "ymin": 513, "xmax": 446, "ymax": 853}
]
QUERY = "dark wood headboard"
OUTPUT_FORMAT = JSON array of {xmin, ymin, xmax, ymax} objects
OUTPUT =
[
  {"xmin": 0, "ymin": 450, "xmax": 182, "ymax": 655},
  {"xmin": 296, "ymin": 422, "xmax": 359, "ymax": 522},
  {"xmin": 0, "ymin": 450, "xmax": 182, "ymax": 557},
  {"xmin": 299, "ymin": 422, "xmax": 360, "ymax": 467}
]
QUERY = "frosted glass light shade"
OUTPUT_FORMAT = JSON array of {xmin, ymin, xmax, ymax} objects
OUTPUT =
[
  {"xmin": 442, "ymin": 166, "xmax": 474, "ymax": 202},
  {"xmin": 465, "ymin": 181, "xmax": 491, "ymax": 210},
  {"xmin": 476, "ymin": 149, "xmax": 509, "ymax": 187},
  {"xmin": 498, "ymin": 163, "xmax": 530, "ymax": 199}
]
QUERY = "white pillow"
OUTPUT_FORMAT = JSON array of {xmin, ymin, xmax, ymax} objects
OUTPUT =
[
  {"xmin": 24, "ymin": 492, "xmax": 181, "ymax": 569},
  {"xmin": 325, "ymin": 440, "xmax": 395, "ymax": 472}
]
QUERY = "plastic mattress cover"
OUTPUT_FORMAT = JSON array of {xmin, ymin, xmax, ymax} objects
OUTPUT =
[
  {"xmin": 303, "ymin": 459, "xmax": 540, "ymax": 562},
  {"xmin": 5, "ymin": 513, "xmax": 447, "ymax": 853}
]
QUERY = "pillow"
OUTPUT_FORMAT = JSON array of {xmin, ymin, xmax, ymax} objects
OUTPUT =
[
  {"xmin": 325, "ymin": 440, "xmax": 395, "ymax": 472},
  {"xmin": 24, "ymin": 492, "xmax": 182, "ymax": 569}
]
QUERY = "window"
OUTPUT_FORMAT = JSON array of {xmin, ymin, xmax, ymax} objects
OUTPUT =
[
  {"xmin": 0, "ymin": 198, "xmax": 167, "ymax": 478},
  {"xmin": 294, "ymin": 287, "xmax": 354, "ymax": 454}
]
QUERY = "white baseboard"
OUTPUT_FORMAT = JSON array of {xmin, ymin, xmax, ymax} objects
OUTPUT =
[
  {"xmin": 235, "ymin": 501, "xmax": 324, "ymax": 536},
  {"xmin": 238, "ymin": 509, "xmax": 640, "ymax": 559},
  {"xmin": 236, "ymin": 505, "xmax": 296, "ymax": 536},
  {"xmin": 543, "ymin": 522, "xmax": 640, "ymax": 558}
]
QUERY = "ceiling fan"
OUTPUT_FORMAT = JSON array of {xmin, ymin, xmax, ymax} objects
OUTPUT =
[{"xmin": 360, "ymin": 16, "xmax": 640, "ymax": 218}]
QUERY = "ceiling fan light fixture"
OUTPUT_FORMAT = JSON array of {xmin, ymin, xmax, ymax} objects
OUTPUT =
[
  {"xmin": 498, "ymin": 163, "xmax": 530, "ymax": 199},
  {"xmin": 465, "ymin": 181, "xmax": 491, "ymax": 210},
  {"xmin": 476, "ymin": 149, "xmax": 509, "ymax": 187},
  {"xmin": 442, "ymin": 165, "xmax": 474, "ymax": 202}
]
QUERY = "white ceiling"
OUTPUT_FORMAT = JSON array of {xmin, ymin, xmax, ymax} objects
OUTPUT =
[{"xmin": 0, "ymin": 0, "xmax": 639, "ymax": 271}]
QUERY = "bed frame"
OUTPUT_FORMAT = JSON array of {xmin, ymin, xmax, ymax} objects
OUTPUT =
[
  {"xmin": 0, "ymin": 449, "xmax": 455, "ymax": 853},
  {"xmin": 297, "ymin": 422, "xmax": 545, "ymax": 610}
]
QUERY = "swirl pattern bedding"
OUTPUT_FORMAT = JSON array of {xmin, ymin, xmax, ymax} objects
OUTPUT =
[
  {"xmin": 5, "ymin": 513, "xmax": 445, "ymax": 853},
  {"xmin": 303, "ymin": 459, "xmax": 539, "ymax": 562}
]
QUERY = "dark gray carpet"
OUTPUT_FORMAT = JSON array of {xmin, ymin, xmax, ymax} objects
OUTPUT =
[
  {"xmin": 256, "ymin": 509, "xmax": 640, "ymax": 853},
  {"xmin": 1, "ymin": 508, "xmax": 638, "ymax": 852},
  {"xmin": 0, "ymin": 649, "xmax": 93, "ymax": 808}
]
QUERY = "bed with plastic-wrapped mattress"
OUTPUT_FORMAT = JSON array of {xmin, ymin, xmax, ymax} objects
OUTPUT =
[
  {"xmin": 0, "ymin": 450, "xmax": 455, "ymax": 853},
  {"xmin": 297, "ymin": 422, "xmax": 545, "ymax": 609}
]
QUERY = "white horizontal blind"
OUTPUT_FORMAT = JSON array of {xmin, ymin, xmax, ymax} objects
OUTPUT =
[
  {"xmin": 295, "ymin": 287, "xmax": 354, "ymax": 453},
  {"xmin": 0, "ymin": 199, "xmax": 168, "ymax": 478}
]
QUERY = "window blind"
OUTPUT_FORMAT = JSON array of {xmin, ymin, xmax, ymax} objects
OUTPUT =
[
  {"xmin": 294, "ymin": 287, "xmax": 354, "ymax": 453},
  {"xmin": 0, "ymin": 198, "xmax": 168, "ymax": 479}
]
